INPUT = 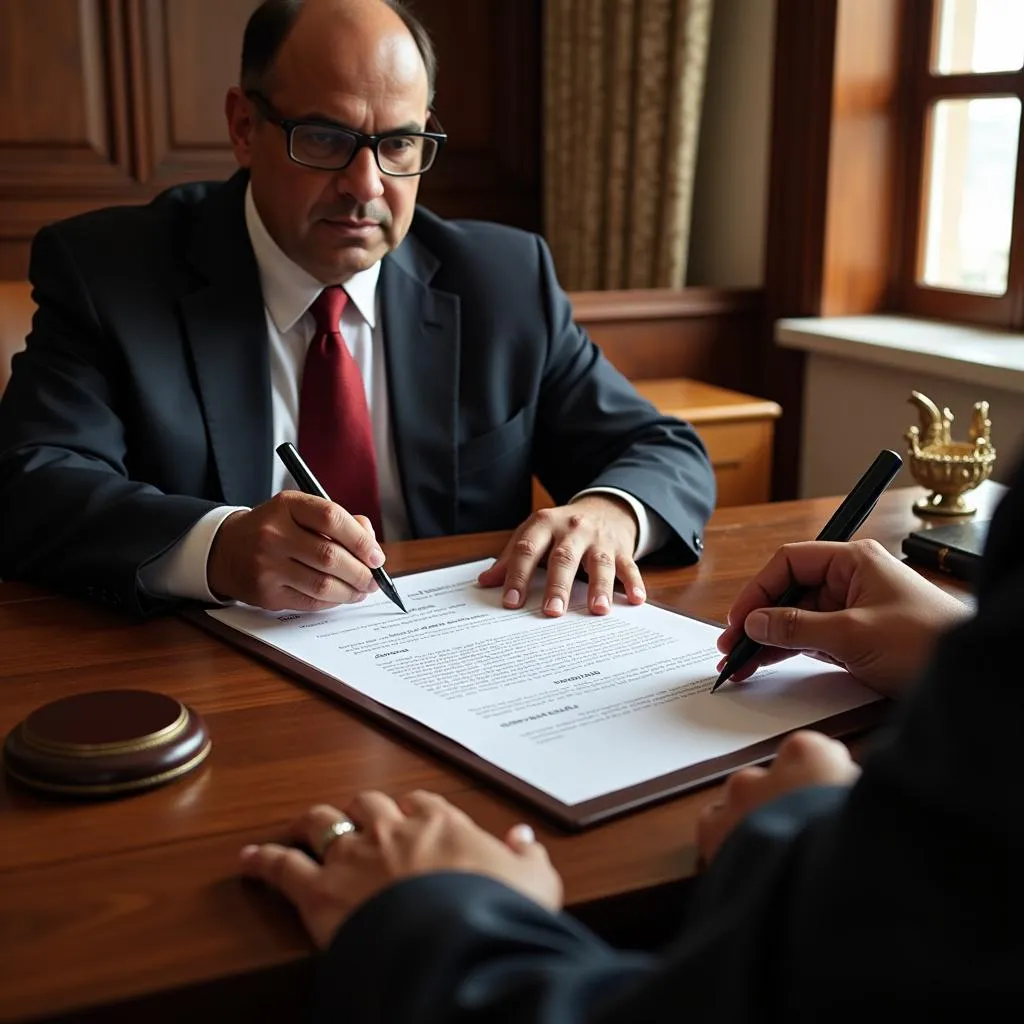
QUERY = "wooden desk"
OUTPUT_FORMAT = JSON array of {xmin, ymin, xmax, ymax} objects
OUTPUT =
[{"xmin": 0, "ymin": 482, "xmax": 1004, "ymax": 1023}]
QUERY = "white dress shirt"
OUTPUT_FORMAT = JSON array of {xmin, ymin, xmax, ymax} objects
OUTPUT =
[{"xmin": 140, "ymin": 185, "xmax": 667, "ymax": 602}]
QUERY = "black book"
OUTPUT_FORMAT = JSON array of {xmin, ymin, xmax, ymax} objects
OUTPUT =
[{"xmin": 902, "ymin": 520, "xmax": 990, "ymax": 582}]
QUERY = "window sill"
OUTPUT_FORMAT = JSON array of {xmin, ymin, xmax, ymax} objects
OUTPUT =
[{"xmin": 775, "ymin": 315, "xmax": 1024, "ymax": 396}]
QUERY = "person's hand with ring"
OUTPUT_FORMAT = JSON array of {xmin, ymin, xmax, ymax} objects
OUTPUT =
[{"xmin": 239, "ymin": 790, "xmax": 563, "ymax": 949}]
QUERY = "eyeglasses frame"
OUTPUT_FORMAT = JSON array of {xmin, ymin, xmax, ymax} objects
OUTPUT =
[{"xmin": 245, "ymin": 90, "xmax": 447, "ymax": 177}]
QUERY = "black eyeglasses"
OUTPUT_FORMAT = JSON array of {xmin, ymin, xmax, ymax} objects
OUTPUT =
[{"xmin": 246, "ymin": 91, "xmax": 446, "ymax": 177}]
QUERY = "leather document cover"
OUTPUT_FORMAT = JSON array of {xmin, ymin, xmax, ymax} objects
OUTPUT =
[{"xmin": 902, "ymin": 520, "xmax": 989, "ymax": 582}]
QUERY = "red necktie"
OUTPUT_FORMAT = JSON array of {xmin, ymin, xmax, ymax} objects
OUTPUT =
[{"xmin": 297, "ymin": 286, "xmax": 382, "ymax": 535}]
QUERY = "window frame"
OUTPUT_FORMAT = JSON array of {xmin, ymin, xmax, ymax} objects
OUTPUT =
[{"xmin": 895, "ymin": 0, "xmax": 1024, "ymax": 328}]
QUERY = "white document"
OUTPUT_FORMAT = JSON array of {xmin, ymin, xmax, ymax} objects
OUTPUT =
[{"xmin": 207, "ymin": 559, "xmax": 882, "ymax": 806}]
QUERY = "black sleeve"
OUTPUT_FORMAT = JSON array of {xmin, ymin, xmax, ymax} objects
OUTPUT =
[
  {"xmin": 0, "ymin": 226, "xmax": 217, "ymax": 616},
  {"xmin": 315, "ymin": 872, "xmax": 656, "ymax": 1024}
]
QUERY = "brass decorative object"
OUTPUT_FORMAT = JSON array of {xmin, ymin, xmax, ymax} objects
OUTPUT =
[{"xmin": 905, "ymin": 391, "xmax": 996, "ymax": 516}]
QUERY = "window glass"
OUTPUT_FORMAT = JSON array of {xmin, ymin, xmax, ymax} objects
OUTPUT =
[
  {"xmin": 920, "ymin": 96, "xmax": 1020, "ymax": 295},
  {"xmin": 934, "ymin": 0, "xmax": 1024, "ymax": 75}
]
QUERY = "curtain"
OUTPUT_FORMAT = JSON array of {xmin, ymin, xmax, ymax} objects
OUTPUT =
[{"xmin": 544, "ymin": 0, "xmax": 714, "ymax": 290}]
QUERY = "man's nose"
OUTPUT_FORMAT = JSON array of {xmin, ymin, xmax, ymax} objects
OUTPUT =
[{"xmin": 336, "ymin": 146, "xmax": 385, "ymax": 204}]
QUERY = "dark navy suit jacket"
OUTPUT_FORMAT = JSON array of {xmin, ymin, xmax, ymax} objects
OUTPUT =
[
  {"xmin": 316, "ymin": 460, "xmax": 1024, "ymax": 1021},
  {"xmin": 0, "ymin": 172, "xmax": 715, "ymax": 615}
]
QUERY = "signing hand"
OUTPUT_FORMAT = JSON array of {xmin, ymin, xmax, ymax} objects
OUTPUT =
[
  {"xmin": 697, "ymin": 731, "xmax": 860, "ymax": 865},
  {"xmin": 477, "ymin": 494, "xmax": 644, "ymax": 616},
  {"xmin": 207, "ymin": 492, "xmax": 384, "ymax": 611},
  {"xmin": 239, "ymin": 790, "xmax": 562, "ymax": 950},
  {"xmin": 716, "ymin": 539, "xmax": 970, "ymax": 696}
]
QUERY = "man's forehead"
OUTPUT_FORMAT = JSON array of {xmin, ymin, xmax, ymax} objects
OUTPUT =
[{"xmin": 272, "ymin": 21, "xmax": 427, "ymax": 103}]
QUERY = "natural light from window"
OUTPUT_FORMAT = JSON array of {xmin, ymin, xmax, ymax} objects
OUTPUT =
[
  {"xmin": 934, "ymin": 0, "xmax": 1024, "ymax": 75},
  {"xmin": 922, "ymin": 0, "xmax": 1022, "ymax": 295},
  {"xmin": 922, "ymin": 96, "xmax": 1020, "ymax": 295}
]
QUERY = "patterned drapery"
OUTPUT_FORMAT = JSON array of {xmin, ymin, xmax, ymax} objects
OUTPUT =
[{"xmin": 544, "ymin": 0, "xmax": 714, "ymax": 289}]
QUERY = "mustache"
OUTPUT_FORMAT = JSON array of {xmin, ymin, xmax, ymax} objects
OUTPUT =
[{"xmin": 316, "ymin": 201, "xmax": 390, "ymax": 225}]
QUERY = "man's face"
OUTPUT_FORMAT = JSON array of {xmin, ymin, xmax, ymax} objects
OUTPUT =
[{"xmin": 227, "ymin": 9, "xmax": 430, "ymax": 284}]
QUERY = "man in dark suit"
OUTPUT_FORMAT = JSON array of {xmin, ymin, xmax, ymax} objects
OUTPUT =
[
  {"xmin": 240, "ymin": 463, "xmax": 1023, "ymax": 1019},
  {"xmin": 0, "ymin": 0, "xmax": 714, "ymax": 618}
]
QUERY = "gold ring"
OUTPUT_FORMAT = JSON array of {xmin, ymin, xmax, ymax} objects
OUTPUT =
[{"xmin": 317, "ymin": 816, "xmax": 357, "ymax": 858}]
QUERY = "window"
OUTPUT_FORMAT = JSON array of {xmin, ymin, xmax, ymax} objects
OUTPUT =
[{"xmin": 898, "ymin": 0, "xmax": 1024, "ymax": 327}]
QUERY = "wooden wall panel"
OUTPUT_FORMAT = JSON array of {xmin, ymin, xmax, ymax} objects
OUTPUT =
[
  {"xmin": 130, "ymin": 0, "xmax": 253, "ymax": 185},
  {"xmin": 0, "ymin": 0, "xmax": 130, "ymax": 186},
  {"xmin": 412, "ymin": 0, "xmax": 542, "ymax": 231},
  {"xmin": 572, "ymin": 288, "xmax": 765, "ymax": 391}
]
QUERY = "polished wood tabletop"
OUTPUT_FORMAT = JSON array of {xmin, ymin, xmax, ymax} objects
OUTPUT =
[{"xmin": 0, "ymin": 482, "xmax": 1003, "ymax": 1023}]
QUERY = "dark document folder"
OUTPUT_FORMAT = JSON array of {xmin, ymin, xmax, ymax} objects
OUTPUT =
[{"xmin": 902, "ymin": 520, "xmax": 989, "ymax": 582}]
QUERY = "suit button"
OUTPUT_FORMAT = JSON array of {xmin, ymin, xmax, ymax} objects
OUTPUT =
[{"xmin": 693, "ymin": 532, "xmax": 703, "ymax": 552}]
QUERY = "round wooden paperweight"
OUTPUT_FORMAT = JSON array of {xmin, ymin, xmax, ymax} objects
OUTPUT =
[{"xmin": 2, "ymin": 689, "xmax": 211, "ymax": 798}]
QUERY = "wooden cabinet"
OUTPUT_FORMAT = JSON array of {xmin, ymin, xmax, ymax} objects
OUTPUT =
[
  {"xmin": 0, "ymin": 0, "xmax": 542, "ymax": 278},
  {"xmin": 633, "ymin": 379, "xmax": 781, "ymax": 506},
  {"xmin": 533, "ymin": 378, "xmax": 782, "ymax": 511}
]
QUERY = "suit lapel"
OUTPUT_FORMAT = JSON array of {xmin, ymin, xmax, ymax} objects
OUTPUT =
[
  {"xmin": 180, "ymin": 173, "xmax": 273, "ymax": 507},
  {"xmin": 380, "ymin": 236, "xmax": 459, "ymax": 536}
]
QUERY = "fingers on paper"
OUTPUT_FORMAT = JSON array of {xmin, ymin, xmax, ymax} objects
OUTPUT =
[
  {"xmin": 492, "ymin": 515, "xmax": 555, "ymax": 609},
  {"xmin": 583, "ymin": 547, "xmax": 615, "ymax": 614},
  {"xmin": 476, "ymin": 557, "xmax": 507, "ymax": 587},
  {"xmin": 543, "ymin": 536, "xmax": 582, "ymax": 618},
  {"xmin": 616, "ymin": 554, "xmax": 646, "ymax": 605}
]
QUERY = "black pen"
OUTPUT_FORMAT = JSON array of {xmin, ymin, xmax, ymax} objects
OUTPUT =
[
  {"xmin": 275, "ymin": 442, "xmax": 408, "ymax": 613},
  {"xmin": 711, "ymin": 448, "xmax": 903, "ymax": 693}
]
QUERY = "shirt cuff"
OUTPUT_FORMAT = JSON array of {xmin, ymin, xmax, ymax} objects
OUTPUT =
[
  {"xmin": 137, "ymin": 506, "xmax": 249, "ymax": 603},
  {"xmin": 570, "ymin": 487, "xmax": 671, "ymax": 560}
]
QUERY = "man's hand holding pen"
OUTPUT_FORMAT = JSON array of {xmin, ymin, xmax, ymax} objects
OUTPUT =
[
  {"xmin": 207, "ymin": 493, "xmax": 385, "ymax": 612},
  {"xmin": 701, "ymin": 535, "xmax": 972, "ymax": 863},
  {"xmin": 714, "ymin": 538, "xmax": 970, "ymax": 697}
]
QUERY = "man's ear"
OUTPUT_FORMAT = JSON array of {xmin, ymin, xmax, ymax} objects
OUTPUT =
[{"xmin": 225, "ymin": 87, "xmax": 255, "ymax": 168}]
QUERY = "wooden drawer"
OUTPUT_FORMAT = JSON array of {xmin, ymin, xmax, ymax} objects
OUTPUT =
[
  {"xmin": 533, "ymin": 378, "xmax": 782, "ymax": 510},
  {"xmin": 696, "ymin": 418, "xmax": 776, "ymax": 506}
]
